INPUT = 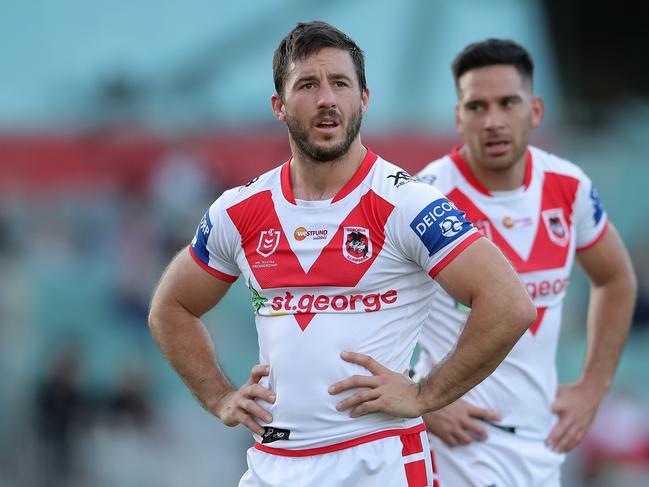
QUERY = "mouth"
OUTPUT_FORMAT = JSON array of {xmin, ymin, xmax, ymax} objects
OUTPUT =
[
  {"xmin": 314, "ymin": 118, "xmax": 340, "ymax": 132},
  {"xmin": 484, "ymin": 139, "xmax": 511, "ymax": 156}
]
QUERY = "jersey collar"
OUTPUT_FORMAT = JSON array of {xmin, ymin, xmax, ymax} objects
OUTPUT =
[
  {"xmin": 449, "ymin": 145, "xmax": 532, "ymax": 197},
  {"xmin": 280, "ymin": 148, "xmax": 378, "ymax": 205}
]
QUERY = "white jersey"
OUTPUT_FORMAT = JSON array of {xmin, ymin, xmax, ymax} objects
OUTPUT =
[
  {"xmin": 415, "ymin": 146, "xmax": 608, "ymax": 441},
  {"xmin": 190, "ymin": 149, "xmax": 480, "ymax": 455}
]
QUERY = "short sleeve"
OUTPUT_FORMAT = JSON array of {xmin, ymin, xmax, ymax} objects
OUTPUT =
[
  {"xmin": 189, "ymin": 195, "xmax": 240, "ymax": 282},
  {"xmin": 573, "ymin": 174, "xmax": 608, "ymax": 251},
  {"xmin": 393, "ymin": 183, "xmax": 481, "ymax": 278}
]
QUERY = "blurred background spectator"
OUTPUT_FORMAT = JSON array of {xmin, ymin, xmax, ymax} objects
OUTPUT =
[{"xmin": 1, "ymin": 1, "xmax": 647, "ymax": 485}]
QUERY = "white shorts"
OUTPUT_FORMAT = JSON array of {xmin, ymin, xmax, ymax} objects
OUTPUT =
[
  {"xmin": 239, "ymin": 427, "xmax": 438, "ymax": 487},
  {"xmin": 429, "ymin": 424, "xmax": 565, "ymax": 487}
]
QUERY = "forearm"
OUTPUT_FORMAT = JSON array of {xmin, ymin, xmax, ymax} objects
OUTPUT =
[
  {"xmin": 148, "ymin": 301, "xmax": 234, "ymax": 414},
  {"xmin": 419, "ymin": 296, "xmax": 535, "ymax": 412},
  {"xmin": 579, "ymin": 272, "xmax": 637, "ymax": 395}
]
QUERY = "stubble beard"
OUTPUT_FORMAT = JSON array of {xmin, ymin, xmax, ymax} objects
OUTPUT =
[{"xmin": 286, "ymin": 107, "xmax": 363, "ymax": 163}]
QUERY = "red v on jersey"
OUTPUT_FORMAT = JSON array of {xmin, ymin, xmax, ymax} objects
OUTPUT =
[
  {"xmin": 448, "ymin": 172, "xmax": 579, "ymax": 273},
  {"xmin": 227, "ymin": 189, "xmax": 395, "ymax": 330},
  {"xmin": 448, "ymin": 173, "xmax": 579, "ymax": 336}
]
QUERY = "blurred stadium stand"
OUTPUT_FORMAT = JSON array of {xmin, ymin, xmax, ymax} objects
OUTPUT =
[{"xmin": 1, "ymin": 1, "xmax": 648, "ymax": 486}]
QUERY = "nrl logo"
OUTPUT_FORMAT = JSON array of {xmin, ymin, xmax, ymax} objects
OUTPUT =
[
  {"xmin": 256, "ymin": 229, "xmax": 281, "ymax": 257},
  {"xmin": 343, "ymin": 227, "xmax": 372, "ymax": 264},
  {"xmin": 542, "ymin": 208, "xmax": 569, "ymax": 247}
]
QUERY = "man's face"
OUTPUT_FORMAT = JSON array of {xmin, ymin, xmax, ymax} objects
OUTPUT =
[
  {"xmin": 456, "ymin": 64, "xmax": 543, "ymax": 172},
  {"xmin": 272, "ymin": 47, "xmax": 369, "ymax": 162}
]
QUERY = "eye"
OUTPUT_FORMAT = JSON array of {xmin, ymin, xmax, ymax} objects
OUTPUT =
[
  {"xmin": 466, "ymin": 103, "xmax": 483, "ymax": 112},
  {"xmin": 303, "ymin": 82, "xmax": 315, "ymax": 90}
]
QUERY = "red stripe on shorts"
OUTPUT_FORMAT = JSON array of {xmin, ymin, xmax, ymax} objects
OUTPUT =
[
  {"xmin": 404, "ymin": 459, "xmax": 428, "ymax": 487},
  {"xmin": 400, "ymin": 431, "xmax": 428, "ymax": 487},
  {"xmin": 431, "ymin": 450, "xmax": 440, "ymax": 487}
]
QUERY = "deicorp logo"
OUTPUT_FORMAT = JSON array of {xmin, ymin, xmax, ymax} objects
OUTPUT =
[{"xmin": 410, "ymin": 198, "xmax": 471, "ymax": 255}]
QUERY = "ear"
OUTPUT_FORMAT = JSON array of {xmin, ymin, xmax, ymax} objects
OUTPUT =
[
  {"xmin": 531, "ymin": 96, "xmax": 544, "ymax": 129},
  {"xmin": 271, "ymin": 93, "xmax": 286, "ymax": 122},
  {"xmin": 360, "ymin": 87, "xmax": 370, "ymax": 115},
  {"xmin": 455, "ymin": 104, "xmax": 463, "ymax": 136}
]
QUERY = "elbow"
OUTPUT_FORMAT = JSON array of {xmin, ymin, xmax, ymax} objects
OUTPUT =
[
  {"xmin": 148, "ymin": 300, "xmax": 162, "ymax": 335},
  {"xmin": 513, "ymin": 293, "xmax": 537, "ymax": 333}
]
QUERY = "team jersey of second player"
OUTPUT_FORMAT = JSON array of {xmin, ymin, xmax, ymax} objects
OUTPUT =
[
  {"xmin": 414, "ymin": 145, "xmax": 608, "ymax": 440},
  {"xmin": 189, "ymin": 149, "xmax": 480, "ymax": 454}
]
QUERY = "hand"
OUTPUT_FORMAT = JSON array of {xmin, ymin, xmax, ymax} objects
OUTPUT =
[
  {"xmin": 212, "ymin": 364, "xmax": 275, "ymax": 435},
  {"xmin": 423, "ymin": 399, "xmax": 501, "ymax": 447},
  {"xmin": 546, "ymin": 382, "xmax": 604, "ymax": 453},
  {"xmin": 328, "ymin": 352, "xmax": 422, "ymax": 418}
]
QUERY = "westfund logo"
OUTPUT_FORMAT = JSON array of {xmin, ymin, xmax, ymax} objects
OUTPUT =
[{"xmin": 410, "ymin": 198, "xmax": 472, "ymax": 255}]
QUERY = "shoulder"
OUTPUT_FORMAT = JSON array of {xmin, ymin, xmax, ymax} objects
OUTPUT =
[
  {"xmin": 368, "ymin": 156, "xmax": 447, "ymax": 208},
  {"xmin": 416, "ymin": 154, "xmax": 457, "ymax": 194},
  {"xmin": 213, "ymin": 164, "xmax": 283, "ymax": 211},
  {"xmin": 531, "ymin": 146, "xmax": 590, "ymax": 182}
]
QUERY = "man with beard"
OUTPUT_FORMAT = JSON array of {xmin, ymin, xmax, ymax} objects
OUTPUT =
[
  {"xmin": 148, "ymin": 22, "xmax": 536, "ymax": 487},
  {"xmin": 413, "ymin": 39, "xmax": 637, "ymax": 486}
]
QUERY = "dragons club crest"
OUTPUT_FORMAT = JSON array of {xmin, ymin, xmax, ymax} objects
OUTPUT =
[{"xmin": 343, "ymin": 227, "xmax": 372, "ymax": 264}]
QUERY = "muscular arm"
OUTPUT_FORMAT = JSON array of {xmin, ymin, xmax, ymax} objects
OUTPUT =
[
  {"xmin": 330, "ymin": 238, "xmax": 536, "ymax": 418},
  {"xmin": 148, "ymin": 250, "xmax": 274, "ymax": 434},
  {"xmin": 418, "ymin": 237, "xmax": 536, "ymax": 411},
  {"xmin": 547, "ymin": 224, "xmax": 637, "ymax": 452}
]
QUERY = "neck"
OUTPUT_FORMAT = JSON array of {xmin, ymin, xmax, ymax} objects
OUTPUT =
[
  {"xmin": 289, "ymin": 140, "xmax": 366, "ymax": 201},
  {"xmin": 460, "ymin": 146, "xmax": 527, "ymax": 191}
]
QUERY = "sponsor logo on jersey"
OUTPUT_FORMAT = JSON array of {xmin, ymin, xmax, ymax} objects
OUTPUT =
[
  {"xmin": 343, "ymin": 227, "xmax": 372, "ymax": 263},
  {"xmin": 410, "ymin": 198, "xmax": 472, "ymax": 255},
  {"xmin": 270, "ymin": 289, "xmax": 398, "ymax": 314},
  {"xmin": 256, "ymin": 228, "xmax": 281, "ymax": 257},
  {"xmin": 502, "ymin": 216, "xmax": 533, "ymax": 229},
  {"xmin": 293, "ymin": 226, "xmax": 328, "ymax": 241},
  {"xmin": 542, "ymin": 209, "xmax": 569, "ymax": 247},
  {"xmin": 248, "ymin": 279, "xmax": 268, "ymax": 315},
  {"xmin": 590, "ymin": 185, "xmax": 604, "ymax": 224},
  {"xmin": 261, "ymin": 426, "xmax": 291, "ymax": 444},
  {"xmin": 191, "ymin": 210, "xmax": 213, "ymax": 263},
  {"xmin": 239, "ymin": 176, "xmax": 260, "ymax": 191},
  {"xmin": 387, "ymin": 170, "xmax": 416, "ymax": 188},
  {"xmin": 474, "ymin": 219, "xmax": 493, "ymax": 240},
  {"xmin": 439, "ymin": 215, "xmax": 463, "ymax": 237},
  {"xmin": 525, "ymin": 277, "xmax": 570, "ymax": 300}
]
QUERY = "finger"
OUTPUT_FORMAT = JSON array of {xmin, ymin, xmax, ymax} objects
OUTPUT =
[
  {"xmin": 336, "ymin": 389, "xmax": 381, "ymax": 412},
  {"xmin": 452, "ymin": 429, "xmax": 474, "ymax": 445},
  {"xmin": 545, "ymin": 417, "xmax": 569, "ymax": 449},
  {"xmin": 349, "ymin": 397, "xmax": 385, "ymax": 417},
  {"xmin": 329, "ymin": 375, "xmax": 380, "ymax": 395},
  {"xmin": 439, "ymin": 433, "xmax": 458, "ymax": 448},
  {"xmin": 463, "ymin": 419, "xmax": 488, "ymax": 441},
  {"xmin": 554, "ymin": 423, "xmax": 582, "ymax": 453},
  {"xmin": 340, "ymin": 351, "xmax": 389, "ymax": 376},
  {"xmin": 237, "ymin": 413, "xmax": 266, "ymax": 436},
  {"xmin": 467, "ymin": 404, "xmax": 501, "ymax": 422},
  {"xmin": 245, "ymin": 383, "xmax": 276, "ymax": 404},
  {"xmin": 248, "ymin": 364, "xmax": 270, "ymax": 385},
  {"xmin": 240, "ymin": 398, "xmax": 273, "ymax": 424}
]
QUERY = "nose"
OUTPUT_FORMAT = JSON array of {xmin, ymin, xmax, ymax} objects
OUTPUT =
[
  {"xmin": 484, "ymin": 106, "xmax": 505, "ymax": 130},
  {"xmin": 316, "ymin": 83, "xmax": 336, "ymax": 109}
]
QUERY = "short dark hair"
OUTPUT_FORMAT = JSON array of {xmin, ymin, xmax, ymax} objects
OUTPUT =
[
  {"xmin": 452, "ymin": 39, "xmax": 534, "ymax": 89},
  {"xmin": 273, "ymin": 21, "xmax": 366, "ymax": 98}
]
